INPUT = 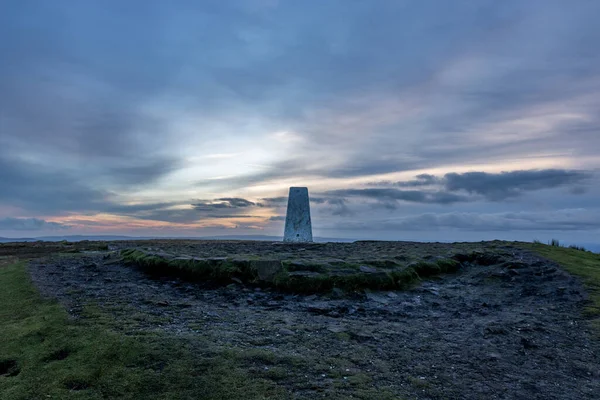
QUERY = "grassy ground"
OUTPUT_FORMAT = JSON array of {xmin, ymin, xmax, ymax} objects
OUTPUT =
[
  {"xmin": 0, "ymin": 259, "xmax": 288, "ymax": 400},
  {"xmin": 0, "ymin": 258, "xmax": 400, "ymax": 399},
  {"xmin": 520, "ymin": 243, "xmax": 600, "ymax": 335}
]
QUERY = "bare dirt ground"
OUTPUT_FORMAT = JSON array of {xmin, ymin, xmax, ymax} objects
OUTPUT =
[{"xmin": 22, "ymin": 241, "xmax": 600, "ymax": 399}]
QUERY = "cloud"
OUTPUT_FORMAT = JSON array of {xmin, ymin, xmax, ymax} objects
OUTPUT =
[
  {"xmin": 364, "ymin": 169, "xmax": 591, "ymax": 203},
  {"xmin": 396, "ymin": 174, "xmax": 439, "ymax": 188},
  {"xmin": 105, "ymin": 202, "xmax": 186, "ymax": 214},
  {"xmin": 1, "ymin": 1, "xmax": 600, "ymax": 241},
  {"xmin": 443, "ymin": 169, "xmax": 591, "ymax": 200},
  {"xmin": 0, "ymin": 217, "xmax": 71, "ymax": 231},
  {"xmin": 269, "ymin": 215, "xmax": 285, "ymax": 221},
  {"xmin": 108, "ymin": 159, "xmax": 182, "ymax": 185},
  {"xmin": 211, "ymin": 214, "xmax": 256, "ymax": 219},
  {"xmin": 193, "ymin": 198, "xmax": 256, "ymax": 211},
  {"xmin": 325, "ymin": 188, "xmax": 470, "ymax": 205},
  {"xmin": 312, "ymin": 197, "xmax": 353, "ymax": 216},
  {"xmin": 216, "ymin": 198, "xmax": 256, "ymax": 208},
  {"xmin": 333, "ymin": 209, "xmax": 600, "ymax": 232},
  {"xmin": 0, "ymin": 154, "xmax": 111, "ymax": 214},
  {"xmin": 260, "ymin": 197, "xmax": 287, "ymax": 205}
]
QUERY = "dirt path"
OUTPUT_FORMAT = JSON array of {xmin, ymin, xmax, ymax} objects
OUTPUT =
[{"xmin": 28, "ymin": 243, "xmax": 600, "ymax": 399}]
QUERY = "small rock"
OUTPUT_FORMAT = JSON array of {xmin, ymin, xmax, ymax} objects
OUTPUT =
[
  {"xmin": 387, "ymin": 292, "xmax": 398, "ymax": 298},
  {"xmin": 359, "ymin": 265, "xmax": 379, "ymax": 273},
  {"xmin": 231, "ymin": 277, "xmax": 243, "ymax": 285},
  {"xmin": 351, "ymin": 330, "xmax": 374, "ymax": 341},
  {"xmin": 288, "ymin": 271, "xmax": 321, "ymax": 277},
  {"xmin": 331, "ymin": 288, "xmax": 345, "ymax": 298},
  {"xmin": 422, "ymin": 287, "xmax": 439, "ymax": 296},
  {"xmin": 484, "ymin": 323, "xmax": 507, "ymax": 335},
  {"xmin": 279, "ymin": 328, "xmax": 295, "ymax": 336},
  {"xmin": 173, "ymin": 256, "xmax": 192, "ymax": 261},
  {"xmin": 307, "ymin": 302, "xmax": 334, "ymax": 314},
  {"xmin": 251, "ymin": 260, "xmax": 283, "ymax": 281},
  {"xmin": 521, "ymin": 337, "xmax": 538, "ymax": 349},
  {"xmin": 365, "ymin": 292, "xmax": 390, "ymax": 304},
  {"xmin": 327, "ymin": 325, "xmax": 347, "ymax": 333}
]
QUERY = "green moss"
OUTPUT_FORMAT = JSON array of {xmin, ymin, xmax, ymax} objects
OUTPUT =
[
  {"xmin": 121, "ymin": 249, "xmax": 463, "ymax": 294},
  {"xmin": 0, "ymin": 261, "xmax": 287, "ymax": 399}
]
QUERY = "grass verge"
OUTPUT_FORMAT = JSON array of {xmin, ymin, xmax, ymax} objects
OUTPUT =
[
  {"xmin": 520, "ymin": 243, "xmax": 600, "ymax": 335},
  {"xmin": 0, "ymin": 260, "xmax": 285, "ymax": 399}
]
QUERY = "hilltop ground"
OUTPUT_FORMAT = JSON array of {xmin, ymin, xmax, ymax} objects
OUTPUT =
[{"xmin": 1, "ymin": 240, "xmax": 599, "ymax": 399}]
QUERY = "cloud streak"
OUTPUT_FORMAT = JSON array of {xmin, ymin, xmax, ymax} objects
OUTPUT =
[
  {"xmin": 363, "ymin": 169, "xmax": 591, "ymax": 203},
  {"xmin": 332, "ymin": 209, "xmax": 600, "ymax": 232},
  {"xmin": 0, "ymin": 217, "xmax": 70, "ymax": 231}
]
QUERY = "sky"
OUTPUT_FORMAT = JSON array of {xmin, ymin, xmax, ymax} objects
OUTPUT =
[{"xmin": 1, "ymin": 0, "xmax": 600, "ymax": 244}]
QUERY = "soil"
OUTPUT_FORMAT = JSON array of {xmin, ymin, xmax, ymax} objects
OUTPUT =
[{"xmin": 25, "ymin": 240, "xmax": 600, "ymax": 399}]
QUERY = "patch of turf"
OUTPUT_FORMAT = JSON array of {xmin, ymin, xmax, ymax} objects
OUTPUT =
[
  {"xmin": 520, "ymin": 242, "xmax": 600, "ymax": 335},
  {"xmin": 122, "ymin": 249, "xmax": 463, "ymax": 293},
  {"xmin": 0, "ymin": 261, "xmax": 287, "ymax": 399}
]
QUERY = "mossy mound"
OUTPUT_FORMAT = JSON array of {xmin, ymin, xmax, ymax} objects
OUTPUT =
[{"xmin": 120, "ymin": 249, "xmax": 462, "ymax": 293}]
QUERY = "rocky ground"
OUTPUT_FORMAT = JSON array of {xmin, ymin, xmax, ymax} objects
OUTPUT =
[{"xmin": 24, "ymin": 241, "xmax": 600, "ymax": 399}]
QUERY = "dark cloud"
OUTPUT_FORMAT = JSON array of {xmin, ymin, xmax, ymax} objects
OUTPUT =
[
  {"xmin": 269, "ymin": 216, "xmax": 286, "ymax": 221},
  {"xmin": 312, "ymin": 197, "xmax": 353, "ymax": 216},
  {"xmin": 326, "ymin": 188, "xmax": 469, "ymax": 205},
  {"xmin": 0, "ymin": 154, "xmax": 111, "ymax": 214},
  {"xmin": 257, "ymin": 198, "xmax": 288, "ymax": 209},
  {"xmin": 366, "ymin": 174, "xmax": 440, "ymax": 188},
  {"xmin": 131, "ymin": 209, "xmax": 202, "ymax": 224},
  {"xmin": 108, "ymin": 159, "xmax": 182, "ymax": 185},
  {"xmin": 332, "ymin": 209, "xmax": 600, "ymax": 232},
  {"xmin": 396, "ymin": 174, "xmax": 439, "ymax": 188},
  {"xmin": 105, "ymin": 202, "xmax": 185, "ymax": 214},
  {"xmin": 215, "ymin": 198, "xmax": 256, "ymax": 208},
  {"xmin": 443, "ymin": 169, "xmax": 591, "ymax": 200},
  {"xmin": 364, "ymin": 169, "xmax": 591, "ymax": 203},
  {"xmin": 0, "ymin": 217, "xmax": 70, "ymax": 231}
]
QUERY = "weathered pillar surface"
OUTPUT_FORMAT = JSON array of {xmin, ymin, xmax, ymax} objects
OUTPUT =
[{"xmin": 283, "ymin": 187, "xmax": 313, "ymax": 243}]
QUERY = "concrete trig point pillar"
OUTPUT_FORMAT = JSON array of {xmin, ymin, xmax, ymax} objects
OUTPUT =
[{"xmin": 283, "ymin": 187, "xmax": 313, "ymax": 243}]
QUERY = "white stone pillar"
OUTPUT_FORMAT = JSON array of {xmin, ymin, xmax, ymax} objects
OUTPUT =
[{"xmin": 283, "ymin": 187, "xmax": 313, "ymax": 242}]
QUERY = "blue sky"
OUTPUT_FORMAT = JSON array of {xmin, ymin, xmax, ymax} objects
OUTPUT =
[{"xmin": 1, "ymin": 0, "xmax": 599, "ymax": 243}]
